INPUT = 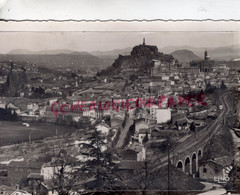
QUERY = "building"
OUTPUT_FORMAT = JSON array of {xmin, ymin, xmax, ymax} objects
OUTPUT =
[
  {"xmin": 95, "ymin": 123, "xmax": 110, "ymax": 135},
  {"xmin": 137, "ymin": 147, "xmax": 146, "ymax": 161},
  {"xmin": 150, "ymin": 105, "xmax": 159, "ymax": 120},
  {"xmin": 7, "ymin": 161, "xmax": 43, "ymax": 187},
  {"xmin": 190, "ymin": 50, "xmax": 214, "ymax": 73},
  {"xmin": 199, "ymin": 156, "xmax": 233, "ymax": 181},
  {"xmin": 138, "ymin": 129, "xmax": 151, "ymax": 144},
  {"xmin": 156, "ymin": 109, "xmax": 171, "ymax": 124},
  {"xmin": 135, "ymin": 118, "xmax": 149, "ymax": 134}
]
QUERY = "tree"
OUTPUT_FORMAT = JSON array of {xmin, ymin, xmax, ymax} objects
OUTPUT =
[
  {"xmin": 175, "ymin": 121, "xmax": 179, "ymax": 130},
  {"xmin": 221, "ymin": 80, "xmax": 227, "ymax": 89},
  {"xmin": 129, "ymin": 153, "xmax": 162, "ymax": 192},
  {"xmin": 78, "ymin": 129, "xmax": 120, "ymax": 191},
  {"xmin": 47, "ymin": 144, "xmax": 80, "ymax": 195},
  {"xmin": 142, "ymin": 132, "xmax": 149, "ymax": 143},
  {"xmin": 130, "ymin": 74, "xmax": 137, "ymax": 82},
  {"xmin": 190, "ymin": 122, "xmax": 196, "ymax": 132},
  {"xmin": 11, "ymin": 110, "xmax": 18, "ymax": 121}
]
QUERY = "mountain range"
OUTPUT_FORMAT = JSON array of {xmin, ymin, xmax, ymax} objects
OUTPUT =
[
  {"xmin": 0, "ymin": 51, "xmax": 112, "ymax": 72},
  {"xmin": 2, "ymin": 44, "xmax": 240, "ymax": 72},
  {"xmin": 160, "ymin": 45, "xmax": 240, "ymax": 61}
]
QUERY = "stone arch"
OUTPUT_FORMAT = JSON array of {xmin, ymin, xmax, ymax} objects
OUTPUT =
[
  {"xmin": 177, "ymin": 160, "xmax": 184, "ymax": 172},
  {"xmin": 192, "ymin": 153, "xmax": 197, "ymax": 176},
  {"xmin": 184, "ymin": 156, "xmax": 192, "ymax": 175}
]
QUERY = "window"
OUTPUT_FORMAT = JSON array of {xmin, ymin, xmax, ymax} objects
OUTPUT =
[{"xmin": 203, "ymin": 168, "xmax": 207, "ymax": 173}]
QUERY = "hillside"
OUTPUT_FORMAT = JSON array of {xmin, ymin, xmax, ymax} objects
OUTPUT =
[
  {"xmin": 170, "ymin": 50, "xmax": 201, "ymax": 63},
  {"xmin": 8, "ymin": 49, "xmax": 84, "ymax": 55},
  {"xmin": 0, "ymin": 53, "xmax": 111, "ymax": 72},
  {"xmin": 161, "ymin": 45, "xmax": 240, "ymax": 61},
  {"xmin": 98, "ymin": 44, "xmax": 174, "ymax": 76},
  {"xmin": 125, "ymin": 164, "xmax": 204, "ymax": 191}
]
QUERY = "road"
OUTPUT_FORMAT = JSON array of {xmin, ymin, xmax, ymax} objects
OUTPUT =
[
  {"xmin": 116, "ymin": 116, "xmax": 134, "ymax": 149},
  {"xmin": 158, "ymin": 92, "xmax": 233, "ymax": 166},
  {"xmin": 198, "ymin": 181, "xmax": 226, "ymax": 195}
]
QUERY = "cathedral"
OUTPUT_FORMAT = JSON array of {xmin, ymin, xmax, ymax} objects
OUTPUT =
[{"xmin": 190, "ymin": 50, "xmax": 214, "ymax": 73}]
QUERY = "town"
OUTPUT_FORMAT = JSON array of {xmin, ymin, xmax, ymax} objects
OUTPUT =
[{"xmin": 0, "ymin": 39, "xmax": 240, "ymax": 194}]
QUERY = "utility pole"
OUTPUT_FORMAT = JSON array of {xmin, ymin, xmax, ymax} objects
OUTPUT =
[
  {"xmin": 29, "ymin": 131, "xmax": 33, "ymax": 143},
  {"xmin": 55, "ymin": 120, "xmax": 58, "ymax": 135},
  {"xmin": 167, "ymin": 137, "xmax": 170, "ymax": 193}
]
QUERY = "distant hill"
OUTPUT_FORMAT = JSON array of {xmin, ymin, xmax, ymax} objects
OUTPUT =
[
  {"xmin": 161, "ymin": 45, "xmax": 240, "ymax": 61},
  {"xmin": 91, "ymin": 47, "xmax": 132, "ymax": 57},
  {"xmin": 8, "ymin": 49, "xmax": 34, "ymax": 55},
  {"xmin": 0, "ymin": 53, "xmax": 111, "ymax": 72},
  {"xmin": 170, "ymin": 50, "xmax": 201, "ymax": 63},
  {"xmin": 8, "ymin": 49, "xmax": 85, "ymax": 55}
]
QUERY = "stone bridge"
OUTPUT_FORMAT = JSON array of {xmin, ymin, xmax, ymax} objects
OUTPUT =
[
  {"xmin": 157, "ymin": 133, "xmax": 209, "ymax": 178},
  {"xmin": 165, "ymin": 93, "xmax": 231, "ymax": 177},
  {"xmin": 171, "ymin": 141, "xmax": 205, "ymax": 177}
]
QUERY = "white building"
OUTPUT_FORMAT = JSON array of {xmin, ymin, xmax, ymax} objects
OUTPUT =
[
  {"xmin": 150, "ymin": 105, "xmax": 159, "ymax": 120},
  {"xmin": 156, "ymin": 109, "xmax": 171, "ymax": 124},
  {"xmin": 137, "ymin": 147, "xmax": 146, "ymax": 161},
  {"xmin": 95, "ymin": 123, "xmax": 110, "ymax": 135},
  {"xmin": 40, "ymin": 163, "xmax": 72, "ymax": 181}
]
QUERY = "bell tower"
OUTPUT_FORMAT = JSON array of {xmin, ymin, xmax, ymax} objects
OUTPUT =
[{"xmin": 204, "ymin": 50, "xmax": 209, "ymax": 61}]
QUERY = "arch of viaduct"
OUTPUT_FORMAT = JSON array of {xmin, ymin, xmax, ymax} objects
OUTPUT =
[{"xmin": 170, "ymin": 140, "xmax": 207, "ymax": 177}]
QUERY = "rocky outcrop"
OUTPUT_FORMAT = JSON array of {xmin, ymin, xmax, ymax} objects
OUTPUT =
[{"xmin": 98, "ymin": 44, "xmax": 174, "ymax": 76}]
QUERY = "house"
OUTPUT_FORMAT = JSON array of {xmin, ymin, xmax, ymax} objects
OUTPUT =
[
  {"xmin": 151, "ymin": 129, "xmax": 162, "ymax": 139},
  {"xmin": 83, "ymin": 109, "xmax": 96, "ymax": 118},
  {"xmin": 199, "ymin": 156, "xmax": 233, "ymax": 180},
  {"xmin": 135, "ymin": 118, "xmax": 149, "ymax": 134},
  {"xmin": 111, "ymin": 114, "xmax": 124, "ymax": 129},
  {"xmin": 0, "ymin": 185, "xmax": 31, "ymax": 195},
  {"xmin": 95, "ymin": 123, "xmax": 110, "ymax": 135},
  {"xmin": 7, "ymin": 161, "xmax": 43, "ymax": 187},
  {"xmin": 171, "ymin": 113, "xmax": 185, "ymax": 125},
  {"xmin": 27, "ymin": 103, "xmax": 38, "ymax": 112},
  {"xmin": 121, "ymin": 149, "xmax": 137, "ymax": 161},
  {"xmin": 0, "ymin": 101, "xmax": 6, "ymax": 109},
  {"xmin": 40, "ymin": 162, "xmax": 72, "ymax": 181},
  {"xmin": 149, "ymin": 105, "xmax": 159, "ymax": 120},
  {"xmin": 138, "ymin": 129, "xmax": 151, "ymax": 144},
  {"xmin": 151, "ymin": 59, "xmax": 161, "ymax": 68},
  {"xmin": 137, "ymin": 147, "xmax": 146, "ymax": 161},
  {"xmin": 38, "ymin": 106, "xmax": 46, "ymax": 117},
  {"xmin": 0, "ymin": 185, "xmax": 16, "ymax": 195},
  {"xmin": 118, "ymin": 149, "xmax": 143, "ymax": 171},
  {"xmin": 40, "ymin": 163, "xmax": 54, "ymax": 181},
  {"xmin": 175, "ymin": 118, "xmax": 189, "ymax": 130},
  {"xmin": 27, "ymin": 173, "xmax": 45, "ymax": 194},
  {"xmin": 6, "ymin": 103, "xmax": 21, "ymax": 114},
  {"xmin": 156, "ymin": 109, "xmax": 171, "ymax": 124}
]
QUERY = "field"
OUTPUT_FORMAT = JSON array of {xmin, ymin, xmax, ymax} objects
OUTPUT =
[{"xmin": 0, "ymin": 121, "xmax": 76, "ymax": 146}]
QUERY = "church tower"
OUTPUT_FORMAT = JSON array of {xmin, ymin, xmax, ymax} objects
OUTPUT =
[
  {"xmin": 204, "ymin": 50, "xmax": 209, "ymax": 61},
  {"xmin": 143, "ymin": 38, "xmax": 145, "ymax": 46}
]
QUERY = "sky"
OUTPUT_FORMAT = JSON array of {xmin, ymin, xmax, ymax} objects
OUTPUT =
[{"xmin": 0, "ymin": 31, "xmax": 238, "ymax": 54}]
